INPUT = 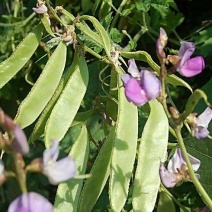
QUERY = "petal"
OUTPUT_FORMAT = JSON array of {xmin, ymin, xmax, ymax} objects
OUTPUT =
[
  {"xmin": 178, "ymin": 56, "xmax": 205, "ymax": 77},
  {"xmin": 195, "ymin": 127, "xmax": 209, "ymax": 140},
  {"xmin": 32, "ymin": 5, "xmax": 48, "ymax": 14},
  {"xmin": 127, "ymin": 59, "xmax": 140, "ymax": 78},
  {"xmin": 8, "ymin": 192, "xmax": 53, "ymax": 212},
  {"xmin": 12, "ymin": 125, "xmax": 29, "ymax": 156},
  {"xmin": 43, "ymin": 140, "xmax": 59, "ymax": 166},
  {"xmin": 140, "ymin": 70, "xmax": 161, "ymax": 100},
  {"xmin": 196, "ymin": 107, "xmax": 212, "ymax": 128},
  {"xmin": 168, "ymin": 148, "xmax": 200, "ymax": 173},
  {"xmin": 178, "ymin": 42, "xmax": 195, "ymax": 59},
  {"xmin": 121, "ymin": 74, "xmax": 131, "ymax": 85},
  {"xmin": 43, "ymin": 156, "xmax": 76, "ymax": 185},
  {"xmin": 124, "ymin": 78, "xmax": 148, "ymax": 106},
  {"xmin": 168, "ymin": 148, "xmax": 185, "ymax": 173},
  {"xmin": 159, "ymin": 164, "xmax": 178, "ymax": 188}
]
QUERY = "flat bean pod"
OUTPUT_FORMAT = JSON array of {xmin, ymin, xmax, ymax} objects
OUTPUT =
[
  {"xmin": 14, "ymin": 41, "xmax": 67, "ymax": 128},
  {"xmin": 45, "ymin": 53, "xmax": 89, "ymax": 147},
  {"xmin": 0, "ymin": 24, "xmax": 43, "ymax": 88}
]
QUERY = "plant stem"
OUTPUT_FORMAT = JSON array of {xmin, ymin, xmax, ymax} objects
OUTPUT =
[
  {"xmin": 12, "ymin": 153, "xmax": 27, "ymax": 193},
  {"xmin": 174, "ymin": 128, "xmax": 212, "ymax": 209}
]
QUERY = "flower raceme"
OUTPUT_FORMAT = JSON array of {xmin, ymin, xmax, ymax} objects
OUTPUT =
[
  {"xmin": 159, "ymin": 148, "xmax": 201, "ymax": 188},
  {"xmin": 121, "ymin": 59, "xmax": 161, "ymax": 106},
  {"xmin": 156, "ymin": 28, "xmax": 205, "ymax": 77}
]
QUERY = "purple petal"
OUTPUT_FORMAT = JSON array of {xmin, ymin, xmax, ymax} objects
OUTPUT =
[
  {"xmin": 124, "ymin": 78, "xmax": 148, "ymax": 106},
  {"xmin": 159, "ymin": 164, "xmax": 178, "ymax": 188},
  {"xmin": 43, "ymin": 140, "xmax": 59, "ymax": 166},
  {"xmin": 196, "ymin": 107, "xmax": 212, "ymax": 128},
  {"xmin": 127, "ymin": 59, "xmax": 140, "ymax": 78},
  {"xmin": 178, "ymin": 42, "xmax": 195, "ymax": 59},
  {"xmin": 8, "ymin": 192, "xmax": 53, "ymax": 212},
  {"xmin": 121, "ymin": 74, "xmax": 131, "ymax": 85},
  {"xmin": 12, "ymin": 125, "xmax": 29, "ymax": 156},
  {"xmin": 43, "ymin": 156, "xmax": 76, "ymax": 185},
  {"xmin": 159, "ymin": 28, "xmax": 168, "ymax": 48},
  {"xmin": 168, "ymin": 148, "xmax": 185, "ymax": 173},
  {"xmin": 32, "ymin": 5, "xmax": 47, "ymax": 14},
  {"xmin": 140, "ymin": 70, "xmax": 161, "ymax": 100},
  {"xmin": 195, "ymin": 127, "xmax": 209, "ymax": 140},
  {"xmin": 178, "ymin": 56, "xmax": 205, "ymax": 77}
]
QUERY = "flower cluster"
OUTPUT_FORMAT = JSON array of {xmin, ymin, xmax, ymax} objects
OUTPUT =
[
  {"xmin": 157, "ymin": 28, "xmax": 205, "ymax": 77},
  {"xmin": 160, "ymin": 148, "xmax": 200, "ymax": 188},
  {"xmin": 121, "ymin": 59, "xmax": 161, "ymax": 106}
]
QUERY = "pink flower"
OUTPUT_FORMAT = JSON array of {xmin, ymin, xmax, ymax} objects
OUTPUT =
[
  {"xmin": 42, "ymin": 140, "xmax": 76, "ymax": 185},
  {"xmin": 121, "ymin": 59, "xmax": 161, "ymax": 106},
  {"xmin": 8, "ymin": 192, "xmax": 53, "ymax": 212},
  {"xmin": 176, "ymin": 42, "xmax": 205, "ymax": 77},
  {"xmin": 160, "ymin": 148, "xmax": 201, "ymax": 188}
]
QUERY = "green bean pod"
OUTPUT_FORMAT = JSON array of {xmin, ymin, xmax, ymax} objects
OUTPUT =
[
  {"xmin": 0, "ymin": 24, "xmax": 43, "ymax": 88},
  {"xmin": 45, "ymin": 53, "xmax": 89, "ymax": 147},
  {"xmin": 14, "ymin": 41, "xmax": 67, "ymax": 128}
]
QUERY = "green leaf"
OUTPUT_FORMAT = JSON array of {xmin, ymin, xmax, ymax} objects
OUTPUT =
[
  {"xmin": 14, "ymin": 41, "xmax": 67, "ymax": 129},
  {"xmin": 45, "ymin": 53, "xmax": 89, "ymax": 147},
  {"xmin": 0, "ymin": 24, "xmax": 43, "ymax": 88},
  {"xmin": 110, "ymin": 28, "xmax": 122, "ymax": 43},
  {"xmin": 109, "ymin": 73, "xmax": 138, "ymax": 211},
  {"xmin": 54, "ymin": 125, "xmax": 89, "ymax": 212},
  {"xmin": 167, "ymin": 74, "xmax": 193, "ymax": 92},
  {"xmin": 132, "ymin": 100, "xmax": 168, "ymax": 212},
  {"xmin": 78, "ymin": 127, "xmax": 116, "ymax": 212},
  {"xmin": 157, "ymin": 191, "xmax": 176, "ymax": 212}
]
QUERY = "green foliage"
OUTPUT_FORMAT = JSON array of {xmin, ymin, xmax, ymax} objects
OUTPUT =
[{"xmin": 0, "ymin": 0, "xmax": 212, "ymax": 211}]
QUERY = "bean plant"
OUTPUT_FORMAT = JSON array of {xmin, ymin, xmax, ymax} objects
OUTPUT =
[{"xmin": 0, "ymin": 0, "xmax": 212, "ymax": 211}]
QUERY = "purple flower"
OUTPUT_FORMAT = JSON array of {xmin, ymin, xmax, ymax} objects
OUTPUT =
[
  {"xmin": 12, "ymin": 125, "xmax": 29, "ymax": 156},
  {"xmin": 121, "ymin": 59, "xmax": 161, "ymax": 106},
  {"xmin": 160, "ymin": 148, "xmax": 200, "ymax": 188},
  {"xmin": 176, "ymin": 42, "xmax": 205, "ymax": 77},
  {"xmin": 192, "ymin": 107, "xmax": 212, "ymax": 139},
  {"xmin": 8, "ymin": 192, "xmax": 53, "ymax": 212},
  {"xmin": 42, "ymin": 140, "xmax": 76, "ymax": 185}
]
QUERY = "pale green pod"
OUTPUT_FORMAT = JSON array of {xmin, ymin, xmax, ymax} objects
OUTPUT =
[
  {"xmin": 78, "ymin": 127, "xmax": 116, "ymax": 212},
  {"xmin": 14, "ymin": 42, "xmax": 67, "ymax": 128},
  {"xmin": 0, "ymin": 24, "xmax": 43, "ymax": 88},
  {"xmin": 132, "ymin": 100, "xmax": 169, "ymax": 212},
  {"xmin": 109, "ymin": 74, "xmax": 138, "ymax": 212},
  {"xmin": 45, "ymin": 53, "xmax": 89, "ymax": 147},
  {"xmin": 54, "ymin": 125, "xmax": 89, "ymax": 212}
]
